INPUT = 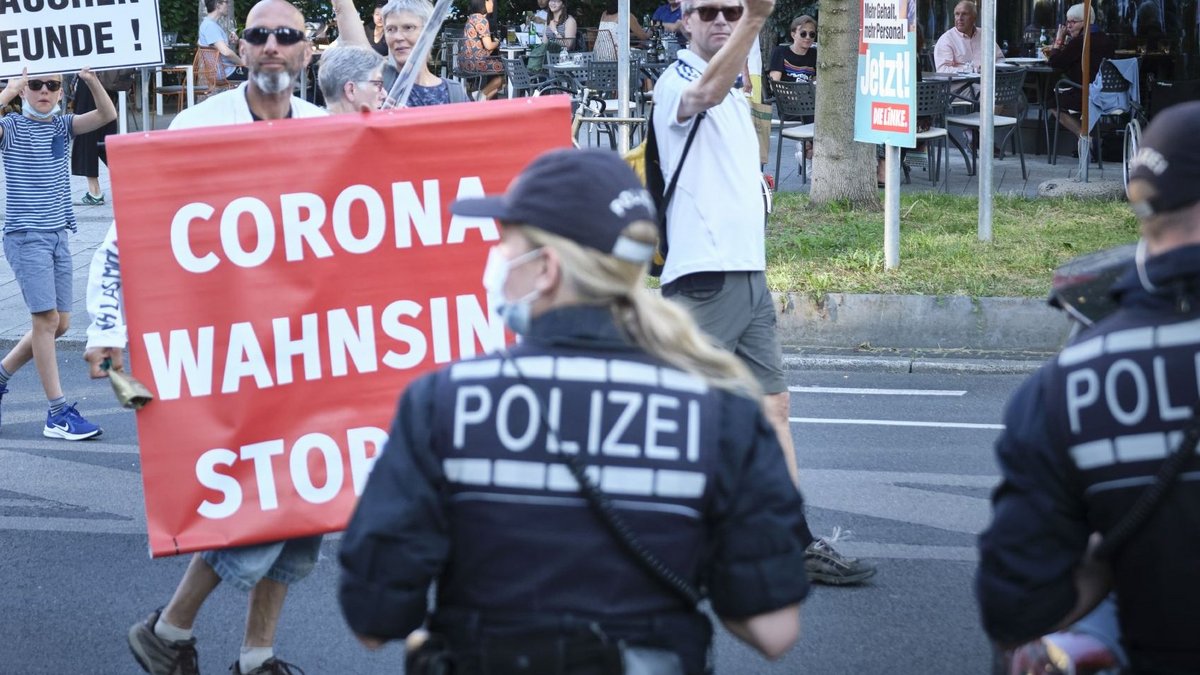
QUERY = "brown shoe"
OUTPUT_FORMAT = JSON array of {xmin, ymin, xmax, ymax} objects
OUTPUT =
[{"xmin": 128, "ymin": 608, "xmax": 200, "ymax": 675}]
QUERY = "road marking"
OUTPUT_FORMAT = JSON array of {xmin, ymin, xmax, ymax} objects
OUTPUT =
[
  {"xmin": 1, "ymin": 405, "xmax": 130, "ymax": 425},
  {"xmin": 790, "ymin": 416, "xmax": 1003, "ymax": 430},
  {"xmin": 0, "ymin": 438, "xmax": 140, "ymax": 454},
  {"xmin": 789, "ymin": 386, "xmax": 967, "ymax": 396}
]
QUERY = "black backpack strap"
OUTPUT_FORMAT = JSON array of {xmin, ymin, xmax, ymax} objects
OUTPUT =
[{"xmin": 654, "ymin": 110, "xmax": 706, "ymax": 262}]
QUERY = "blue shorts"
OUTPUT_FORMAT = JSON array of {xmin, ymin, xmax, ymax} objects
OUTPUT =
[
  {"xmin": 3, "ymin": 229, "xmax": 73, "ymax": 314},
  {"xmin": 200, "ymin": 535, "xmax": 323, "ymax": 592}
]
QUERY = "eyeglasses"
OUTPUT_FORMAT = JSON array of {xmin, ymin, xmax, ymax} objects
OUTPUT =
[
  {"xmin": 27, "ymin": 79, "xmax": 62, "ymax": 92},
  {"xmin": 797, "ymin": 30, "xmax": 816, "ymax": 38},
  {"xmin": 691, "ymin": 5, "xmax": 743, "ymax": 21},
  {"xmin": 241, "ymin": 26, "xmax": 307, "ymax": 46}
]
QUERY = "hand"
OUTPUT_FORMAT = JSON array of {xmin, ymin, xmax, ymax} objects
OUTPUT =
[
  {"xmin": 744, "ymin": 0, "xmax": 776, "ymax": 20},
  {"xmin": 743, "ymin": 79, "xmax": 753, "ymax": 96},
  {"xmin": 84, "ymin": 346, "xmax": 124, "ymax": 379},
  {"xmin": 3, "ymin": 67, "xmax": 28, "ymax": 95},
  {"xmin": 356, "ymin": 634, "xmax": 385, "ymax": 650},
  {"xmin": 76, "ymin": 67, "xmax": 97, "ymax": 85}
]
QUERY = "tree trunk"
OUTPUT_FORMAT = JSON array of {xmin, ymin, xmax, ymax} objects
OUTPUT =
[{"xmin": 811, "ymin": 0, "xmax": 881, "ymax": 208}]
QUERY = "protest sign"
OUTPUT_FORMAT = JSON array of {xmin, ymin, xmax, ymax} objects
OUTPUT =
[
  {"xmin": 105, "ymin": 96, "xmax": 573, "ymax": 557},
  {"xmin": 0, "ymin": 0, "xmax": 164, "ymax": 78},
  {"xmin": 853, "ymin": 0, "xmax": 917, "ymax": 147}
]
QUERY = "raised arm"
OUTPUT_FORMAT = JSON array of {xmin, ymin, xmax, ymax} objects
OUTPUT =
[
  {"xmin": 72, "ymin": 68, "xmax": 117, "ymax": 136},
  {"xmin": 0, "ymin": 69, "xmax": 27, "ymax": 133},
  {"xmin": 676, "ymin": 0, "xmax": 774, "ymax": 121},
  {"xmin": 333, "ymin": 0, "xmax": 371, "ymax": 46}
]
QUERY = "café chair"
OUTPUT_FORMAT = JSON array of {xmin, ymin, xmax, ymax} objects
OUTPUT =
[
  {"xmin": 1049, "ymin": 59, "xmax": 1139, "ymax": 169},
  {"xmin": 193, "ymin": 47, "xmax": 237, "ymax": 99},
  {"xmin": 912, "ymin": 78, "xmax": 952, "ymax": 190},
  {"xmin": 947, "ymin": 67, "xmax": 1028, "ymax": 179},
  {"xmin": 502, "ymin": 58, "xmax": 548, "ymax": 97},
  {"xmin": 770, "ymin": 79, "xmax": 815, "ymax": 185}
]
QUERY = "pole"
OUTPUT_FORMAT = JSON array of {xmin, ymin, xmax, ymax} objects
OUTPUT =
[
  {"xmin": 978, "ymin": 0, "xmax": 995, "ymax": 242},
  {"xmin": 1078, "ymin": 1, "xmax": 1092, "ymax": 182},
  {"xmin": 617, "ymin": 0, "xmax": 631, "ymax": 153},
  {"xmin": 118, "ymin": 90, "xmax": 128, "ymax": 135},
  {"xmin": 884, "ymin": 144, "xmax": 901, "ymax": 268}
]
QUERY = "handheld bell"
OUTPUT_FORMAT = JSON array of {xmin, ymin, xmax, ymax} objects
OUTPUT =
[{"xmin": 103, "ymin": 358, "xmax": 154, "ymax": 410}]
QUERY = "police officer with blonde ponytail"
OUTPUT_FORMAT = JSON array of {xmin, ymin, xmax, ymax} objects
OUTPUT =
[{"xmin": 338, "ymin": 148, "xmax": 810, "ymax": 674}]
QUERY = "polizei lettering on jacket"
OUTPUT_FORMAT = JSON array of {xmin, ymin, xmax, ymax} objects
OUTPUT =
[
  {"xmin": 442, "ymin": 357, "xmax": 710, "ymax": 501},
  {"xmin": 1058, "ymin": 319, "xmax": 1200, "ymax": 472}
]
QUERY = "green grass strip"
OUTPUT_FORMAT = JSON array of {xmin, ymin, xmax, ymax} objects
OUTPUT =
[{"xmin": 766, "ymin": 193, "xmax": 1138, "ymax": 299}]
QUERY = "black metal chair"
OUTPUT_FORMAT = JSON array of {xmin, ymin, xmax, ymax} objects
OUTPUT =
[
  {"xmin": 913, "ymin": 79, "xmax": 952, "ymax": 190},
  {"xmin": 501, "ymin": 58, "xmax": 547, "ymax": 97},
  {"xmin": 770, "ymin": 79, "xmax": 816, "ymax": 184},
  {"xmin": 946, "ymin": 67, "xmax": 1028, "ymax": 179}
]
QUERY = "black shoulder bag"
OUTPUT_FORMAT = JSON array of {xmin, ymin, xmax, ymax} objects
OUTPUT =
[{"xmin": 646, "ymin": 108, "xmax": 706, "ymax": 278}]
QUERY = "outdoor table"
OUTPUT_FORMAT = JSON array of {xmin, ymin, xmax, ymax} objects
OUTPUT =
[
  {"xmin": 549, "ymin": 61, "xmax": 587, "ymax": 91},
  {"xmin": 153, "ymin": 64, "xmax": 195, "ymax": 120}
]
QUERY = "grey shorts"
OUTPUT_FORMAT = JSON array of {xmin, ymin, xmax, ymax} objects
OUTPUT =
[
  {"xmin": 200, "ymin": 535, "xmax": 323, "ymax": 592},
  {"xmin": 663, "ymin": 270, "xmax": 786, "ymax": 394},
  {"xmin": 3, "ymin": 229, "xmax": 73, "ymax": 314}
]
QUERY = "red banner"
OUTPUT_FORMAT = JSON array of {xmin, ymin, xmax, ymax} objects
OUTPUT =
[{"xmin": 106, "ymin": 97, "xmax": 572, "ymax": 557}]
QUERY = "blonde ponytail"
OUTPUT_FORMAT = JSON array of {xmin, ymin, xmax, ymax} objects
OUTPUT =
[{"xmin": 519, "ymin": 224, "xmax": 762, "ymax": 399}]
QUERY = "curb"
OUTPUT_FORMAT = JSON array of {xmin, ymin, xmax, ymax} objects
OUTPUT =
[{"xmin": 784, "ymin": 353, "xmax": 1044, "ymax": 374}]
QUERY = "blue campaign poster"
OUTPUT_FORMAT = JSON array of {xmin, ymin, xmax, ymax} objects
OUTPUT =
[{"xmin": 854, "ymin": 0, "xmax": 918, "ymax": 147}]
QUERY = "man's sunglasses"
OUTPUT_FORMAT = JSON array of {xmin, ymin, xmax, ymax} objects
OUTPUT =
[
  {"xmin": 241, "ymin": 26, "xmax": 307, "ymax": 46},
  {"xmin": 797, "ymin": 30, "xmax": 816, "ymax": 38},
  {"xmin": 27, "ymin": 79, "xmax": 62, "ymax": 92},
  {"xmin": 691, "ymin": 5, "xmax": 744, "ymax": 21}
]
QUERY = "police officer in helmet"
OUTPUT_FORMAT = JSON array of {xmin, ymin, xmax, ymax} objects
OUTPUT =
[
  {"xmin": 338, "ymin": 148, "xmax": 810, "ymax": 674},
  {"xmin": 977, "ymin": 101, "xmax": 1200, "ymax": 673}
]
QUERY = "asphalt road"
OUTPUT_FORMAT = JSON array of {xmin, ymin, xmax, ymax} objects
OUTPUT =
[{"xmin": 0, "ymin": 351, "xmax": 1030, "ymax": 674}]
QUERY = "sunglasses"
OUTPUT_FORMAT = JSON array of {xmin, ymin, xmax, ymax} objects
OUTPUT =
[
  {"xmin": 797, "ymin": 30, "xmax": 816, "ymax": 38},
  {"xmin": 241, "ymin": 26, "xmax": 307, "ymax": 46},
  {"xmin": 27, "ymin": 79, "xmax": 62, "ymax": 92},
  {"xmin": 691, "ymin": 5, "xmax": 744, "ymax": 22}
]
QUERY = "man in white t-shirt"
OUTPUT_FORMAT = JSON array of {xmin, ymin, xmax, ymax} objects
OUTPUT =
[
  {"xmin": 95, "ymin": 3, "xmax": 327, "ymax": 674},
  {"xmin": 199, "ymin": 0, "xmax": 248, "ymax": 79},
  {"xmin": 654, "ymin": 0, "xmax": 876, "ymax": 586}
]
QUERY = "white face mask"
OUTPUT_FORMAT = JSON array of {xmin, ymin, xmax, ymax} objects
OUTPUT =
[
  {"xmin": 22, "ymin": 99, "xmax": 58, "ymax": 120},
  {"xmin": 482, "ymin": 246, "xmax": 543, "ymax": 335}
]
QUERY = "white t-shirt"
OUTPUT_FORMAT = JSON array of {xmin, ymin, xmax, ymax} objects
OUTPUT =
[{"xmin": 651, "ymin": 49, "xmax": 766, "ymax": 285}]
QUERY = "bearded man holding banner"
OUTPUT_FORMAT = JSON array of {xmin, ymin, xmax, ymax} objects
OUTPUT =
[{"xmin": 83, "ymin": 2, "xmax": 329, "ymax": 673}]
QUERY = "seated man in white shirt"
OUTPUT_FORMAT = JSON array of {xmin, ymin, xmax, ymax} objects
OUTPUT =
[{"xmin": 933, "ymin": 0, "xmax": 1003, "ymax": 73}]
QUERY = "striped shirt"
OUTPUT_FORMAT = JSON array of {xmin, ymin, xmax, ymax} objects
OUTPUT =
[{"xmin": 0, "ymin": 112, "xmax": 77, "ymax": 233}]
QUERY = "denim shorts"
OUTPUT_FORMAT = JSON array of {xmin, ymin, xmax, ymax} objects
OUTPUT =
[
  {"xmin": 663, "ymin": 270, "xmax": 786, "ymax": 394},
  {"xmin": 3, "ymin": 229, "xmax": 73, "ymax": 314},
  {"xmin": 200, "ymin": 535, "xmax": 323, "ymax": 592}
]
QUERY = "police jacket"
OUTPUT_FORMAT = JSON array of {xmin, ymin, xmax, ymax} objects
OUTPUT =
[
  {"xmin": 977, "ymin": 244, "xmax": 1200, "ymax": 673},
  {"xmin": 339, "ymin": 305, "xmax": 810, "ymax": 673}
]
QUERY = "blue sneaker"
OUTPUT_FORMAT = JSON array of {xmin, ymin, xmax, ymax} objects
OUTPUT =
[{"xmin": 43, "ymin": 403, "xmax": 102, "ymax": 440}]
